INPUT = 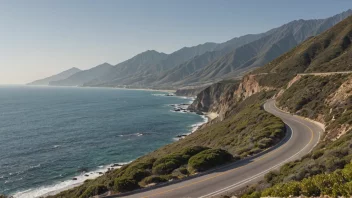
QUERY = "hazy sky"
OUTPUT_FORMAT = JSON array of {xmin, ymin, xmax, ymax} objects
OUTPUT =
[{"xmin": 0, "ymin": 0, "xmax": 351, "ymax": 84}]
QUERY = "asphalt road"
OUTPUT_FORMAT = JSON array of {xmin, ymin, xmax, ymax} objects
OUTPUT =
[{"xmin": 110, "ymin": 100, "xmax": 323, "ymax": 198}]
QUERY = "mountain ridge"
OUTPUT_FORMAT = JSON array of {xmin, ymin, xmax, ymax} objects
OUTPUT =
[
  {"xmin": 49, "ymin": 63, "xmax": 114, "ymax": 86},
  {"xmin": 29, "ymin": 9, "xmax": 352, "ymax": 90},
  {"xmin": 27, "ymin": 67, "xmax": 81, "ymax": 86}
]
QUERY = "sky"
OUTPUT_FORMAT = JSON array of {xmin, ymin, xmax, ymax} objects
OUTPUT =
[{"xmin": 0, "ymin": 0, "xmax": 351, "ymax": 84}]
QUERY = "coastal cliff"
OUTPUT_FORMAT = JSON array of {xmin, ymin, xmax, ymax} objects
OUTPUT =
[{"xmin": 188, "ymin": 74, "xmax": 276, "ymax": 121}]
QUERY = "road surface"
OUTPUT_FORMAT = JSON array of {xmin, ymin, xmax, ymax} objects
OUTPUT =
[{"xmin": 108, "ymin": 100, "xmax": 323, "ymax": 198}]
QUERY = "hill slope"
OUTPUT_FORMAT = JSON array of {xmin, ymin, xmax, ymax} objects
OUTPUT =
[
  {"xmin": 229, "ymin": 15, "xmax": 352, "ymax": 198},
  {"xmin": 176, "ymin": 9, "xmax": 352, "ymax": 86},
  {"xmin": 85, "ymin": 35, "xmax": 266, "ymax": 88},
  {"xmin": 50, "ymin": 63, "xmax": 114, "ymax": 86},
  {"xmin": 27, "ymin": 67, "xmax": 81, "ymax": 85}
]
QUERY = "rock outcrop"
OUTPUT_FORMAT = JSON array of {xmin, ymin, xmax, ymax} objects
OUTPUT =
[{"xmin": 189, "ymin": 74, "xmax": 278, "ymax": 121}]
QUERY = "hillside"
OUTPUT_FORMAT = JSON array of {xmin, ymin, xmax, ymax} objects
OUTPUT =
[
  {"xmin": 29, "ymin": 10, "xmax": 352, "ymax": 89},
  {"xmin": 83, "ymin": 50, "xmax": 169, "ymax": 87},
  {"xmin": 49, "ymin": 63, "xmax": 114, "ymax": 86},
  {"xmin": 176, "ymin": 9, "xmax": 352, "ymax": 86},
  {"xmin": 83, "ymin": 44, "xmax": 220, "ymax": 87},
  {"xmin": 153, "ymin": 34, "xmax": 268, "ymax": 86},
  {"xmin": 223, "ymin": 16, "xmax": 352, "ymax": 198},
  {"xmin": 27, "ymin": 67, "xmax": 81, "ymax": 85},
  {"xmin": 253, "ymin": 13, "xmax": 352, "ymax": 89}
]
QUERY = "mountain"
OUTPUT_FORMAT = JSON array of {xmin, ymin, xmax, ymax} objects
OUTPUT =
[
  {"xmin": 49, "ymin": 63, "xmax": 114, "ymax": 86},
  {"xmin": 253, "ymin": 13, "xmax": 352, "ymax": 88},
  {"xmin": 30, "ymin": 9, "xmax": 352, "ymax": 89},
  {"xmin": 175, "ymin": 9, "xmax": 352, "ymax": 86},
  {"xmin": 84, "ymin": 50, "xmax": 168, "ymax": 87},
  {"xmin": 153, "ymin": 34, "xmax": 268, "ymax": 86},
  {"xmin": 27, "ymin": 67, "xmax": 81, "ymax": 85},
  {"xmin": 84, "ymin": 43, "xmax": 221, "ymax": 87},
  {"xmin": 85, "ymin": 34, "xmax": 271, "ymax": 88}
]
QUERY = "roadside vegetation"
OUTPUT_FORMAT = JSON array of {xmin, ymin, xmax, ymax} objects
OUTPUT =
[
  {"xmin": 243, "ymin": 160, "xmax": 352, "ymax": 198},
  {"xmin": 48, "ymin": 91, "xmax": 285, "ymax": 198},
  {"xmin": 277, "ymin": 75, "xmax": 349, "ymax": 119},
  {"xmin": 236, "ymin": 75, "xmax": 352, "ymax": 198}
]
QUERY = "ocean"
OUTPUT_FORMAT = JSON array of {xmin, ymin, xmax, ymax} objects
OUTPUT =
[{"xmin": 0, "ymin": 86, "xmax": 205, "ymax": 197}]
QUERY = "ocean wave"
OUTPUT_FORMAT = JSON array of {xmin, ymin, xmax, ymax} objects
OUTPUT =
[
  {"xmin": 8, "ymin": 170, "xmax": 25, "ymax": 176},
  {"xmin": 12, "ymin": 161, "xmax": 131, "ymax": 198},
  {"xmin": 29, "ymin": 164, "xmax": 41, "ymax": 169},
  {"xmin": 4, "ymin": 177, "xmax": 23, "ymax": 184},
  {"xmin": 173, "ymin": 114, "xmax": 208, "ymax": 141},
  {"xmin": 191, "ymin": 115, "xmax": 208, "ymax": 133},
  {"xmin": 117, "ymin": 132, "xmax": 158, "ymax": 138},
  {"xmin": 151, "ymin": 93, "xmax": 168, "ymax": 97},
  {"xmin": 117, "ymin": 132, "xmax": 144, "ymax": 137}
]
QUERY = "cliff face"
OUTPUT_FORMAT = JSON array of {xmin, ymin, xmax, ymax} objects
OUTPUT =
[
  {"xmin": 189, "ymin": 75, "xmax": 277, "ymax": 120},
  {"xmin": 235, "ymin": 74, "xmax": 275, "ymax": 99},
  {"xmin": 188, "ymin": 80, "xmax": 240, "ymax": 119}
]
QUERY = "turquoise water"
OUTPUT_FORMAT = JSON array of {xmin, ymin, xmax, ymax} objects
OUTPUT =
[{"xmin": 0, "ymin": 86, "xmax": 204, "ymax": 197}]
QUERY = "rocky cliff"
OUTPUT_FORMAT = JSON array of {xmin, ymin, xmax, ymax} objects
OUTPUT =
[{"xmin": 189, "ymin": 74, "xmax": 277, "ymax": 120}]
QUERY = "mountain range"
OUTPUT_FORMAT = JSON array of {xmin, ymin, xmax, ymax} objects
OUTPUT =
[
  {"xmin": 28, "ymin": 67, "xmax": 81, "ymax": 86},
  {"xmin": 28, "ymin": 9, "xmax": 352, "ymax": 89}
]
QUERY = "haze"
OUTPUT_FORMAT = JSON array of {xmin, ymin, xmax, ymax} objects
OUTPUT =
[{"xmin": 0, "ymin": 0, "xmax": 351, "ymax": 84}]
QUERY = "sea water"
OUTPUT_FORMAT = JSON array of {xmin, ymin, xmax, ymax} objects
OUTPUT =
[{"xmin": 0, "ymin": 86, "xmax": 204, "ymax": 197}]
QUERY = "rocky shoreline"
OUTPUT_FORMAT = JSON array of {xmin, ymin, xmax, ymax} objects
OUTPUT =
[{"xmin": 169, "ymin": 93, "xmax": 218, "ymax": 140}]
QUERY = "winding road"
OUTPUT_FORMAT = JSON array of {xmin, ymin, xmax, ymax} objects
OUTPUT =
[{"xmin": 108, "ymin": 100, "xmax": 323, "ymax": 198}]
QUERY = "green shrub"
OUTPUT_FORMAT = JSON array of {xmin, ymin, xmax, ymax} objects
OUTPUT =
[
  {"xmin": 188, "ymin": 149, "xmax": 233, "ymax": 173},
  {"xmin": 250, "ymin": 162, "xmax": 352, "ymax": 197},
  {"xmin": 123, "ymin": 167, "xmax": 150, "ymax": 181},
  {"xmin": 179, "ymin": 146, "xmax": 209, "ymax": 160},
  {"xmin": 342, "ymin": 163, "xmax": 352, "ymax": 180},
  {"xmin": 113, "ymin": 177, "xmax": 139, "ymax": 193},
  {"xmin": 241, "ymin": 191, "xmax": 261, "ymax": 198},
  {"xmin": 264, "ymin": 170, "xmax": 279, "ymax": 183},
  {"xmin": 152, "ymin": 154, "xmax": 185, "ymax": 175},
  {"xmin": 79, "ymin": 185, "xmax": 108, "ymax": 198},
  {"xmin": 140, "ymin": 175, "xmax": 168, "ymax": 186},
  {"xmin": 300, "ymin": 177, "xmax": 320, "ymax": 196},
  {"xmin": 178, "ymin": 167, "xmax": 189, "ymax": 175}
]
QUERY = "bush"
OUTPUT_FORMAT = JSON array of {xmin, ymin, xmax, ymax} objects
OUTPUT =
[
  {"xmin": 264, "ymin": 171, "xmax": 279, "ymax": 183},
  {"xmin": 152, "ymin": 154, "xmax": 185, "ymax": 175},
  {"xmin": 151, "ymin": 146, "xmax": 209, "ymax": 175},
  {"xmin": 140, "ymin": 175, "xmax": 169, "ymax": 186},
  {"xmin": 114, "ymin": 177, "xmax": 139, "ymax": 193},
  {"xmin": 179, "ymin": 146, "xmax": 209, "ymax": 160},
  {"xmin": 241, "ymin": 191, "xmax": 261, "ymax": 198},
  {"xmin": 300, "ymin": 177, "xmax": 320, "ymax": 196},
  {"xmin": 188, "ymin": 149, "xmax": 233, "ymax": 173},
  {"xmin": 251, "ymin": 162, "xmax": 352, "ymax": 197},
  {"xmin": 123, "ymin": 167, "xmax": 150, "ymax": 181},
  {"xmin": 79, "ymin": 185, "xmax": 108, "ymax": 198},
  {"xmin": 178, "ymin": 167, "xmax": 189, "ymax": 175}
]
